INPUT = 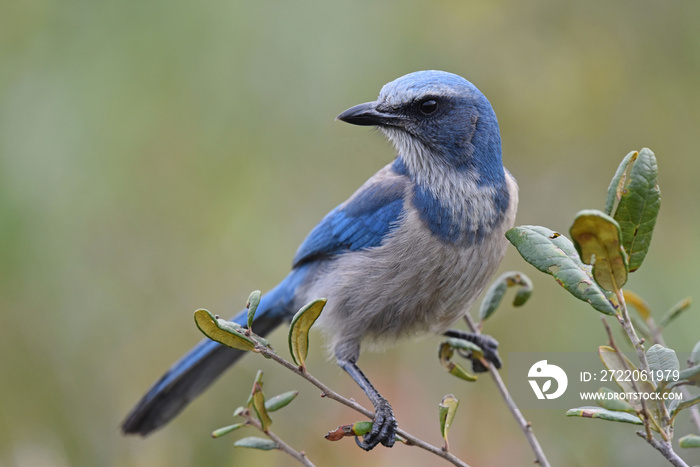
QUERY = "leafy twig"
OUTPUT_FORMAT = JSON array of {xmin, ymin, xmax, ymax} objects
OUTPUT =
[
  {"xmin": 601, "ymin": 317, "xmax": 655, "ymax": 440},
  {"xmin": 255, "ymin": 341, "xmax": 471, "ymax": 467},
  {"xmin": 644, "ymin": 318, "xmax": 700, "ymax": 434},
  {"xmin": 602, "ymin": 316, "xmax": 689, "ymax": 467},
  {"xmin": 463, "ymin": 313, "xmax": 551, "ymax": 467},
  {"xmin": 240, "ymin": 408, "xmax": 316, "ymax": 467}
]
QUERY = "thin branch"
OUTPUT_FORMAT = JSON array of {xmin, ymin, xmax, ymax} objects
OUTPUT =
[
  {"xmin": 463, "ymin": 313, "xmax": 551, "ymax": 467},
  {"xmin": 244, "ymin": 410, "xmax": 316, "ymax": 467},
  {"xmin": 602, "ymin": 317, "xmax": 655, "ymax": 440},
  {"xmin": 257, "ymin": 345, "xmax": 373, "ymax": 416},
  {"xmin": 616, "ymin": 289, "xmax": 650, "ymax": 372},
  {"xmin": 255, "ymin": 342, "xmax": 470, "ymax": 467},
  {"xmin": 635, "ymin": 432, "xmax": 690, "ymax": 467}
]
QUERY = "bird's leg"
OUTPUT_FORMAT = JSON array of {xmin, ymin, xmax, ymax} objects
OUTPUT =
[
  {"xmin": 444, "ymin": 329, "xmax": 502, "ymax": 372},
  {"xmin": 336, "ymin": 356, "xmax": 397, "ymax": 451}
]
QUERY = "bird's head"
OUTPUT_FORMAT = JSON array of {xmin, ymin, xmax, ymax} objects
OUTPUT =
[{"xmin": 337, "ymin": 70, "xmax": 503, "ymax": 182}]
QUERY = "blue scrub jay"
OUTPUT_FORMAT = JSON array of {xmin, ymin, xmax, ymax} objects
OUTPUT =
[{"xmin": 122, "ymin": 70, "xmax": 518, "ymax": 451}]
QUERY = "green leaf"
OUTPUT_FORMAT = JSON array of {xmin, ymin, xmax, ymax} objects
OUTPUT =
[
  {"xmin": 646, "ymin": 344, "xmax": 680, "ymax": 388},
  {"xmin": 670, "ymin": 393, "xmax": 700, "ymax": 419},
  {"xmin": 234, "ymin": 436, "xmax": 278, "ymax": 450},
  {"xmin": 438, "ymin": 342, "xmax": 478, "ymax": 382},
  {"xmin": 479, "ymin": 279, "xmax": 507, "ymax": 321},
  {"xmin": 506, "ymin": 226, "xmax": 618, "ymax": 315},
  {"xmin": 605, "ymin": 150, "xmax": 639, "ymax": 216},
  {"xmin": 679, "ymin": 434, "xmax": 700, "ymax": 448},
  {"xmin": 444, "ymin": 337, "xmax": 483, "ymax": 353},
  {"xmin": 609, "ymin": 148, "xmax": 661, "ymax": 272},
  {"xmin": 478, "ymin": 271, "xmax": 534, "ymax": 321},
  {"xmin": 566, "ymin": 406, "xmax": 643, "ymax": 425},
  {"xmin": 678, "ymin": 365, "xmax": 700, "ymax": 386},
  {"xmin": 658, "ymin": 297, "xmax": 692, "ymax": 330},
  {"xmin": 288, "ymin": 298, "xmax": 326, "ymax": 370},
  {"xmin": 512, "ymin": 281, "xmax": 534, "ymax": 306},
  {"xmin": 265, "ymin": 391, "xmax": 298, "ymax": 412},
  {"xmin": 351, "ymin": 421, "xmax": 373, "ymax": 436},
  {"xmin": 211, "ymin": 423, "xmax": 246, "ymax": 438},
  {"xmin": 599, "ymin": 346, "xmax": 664, "ymax": 431},
  {"xmin": 194, "ymin": 309, "xmax": 256, "ymax": 351},
  {"xmin": 439, "ymin": 394, "xmax": 459, "ymax": 451},
  {"xmin": 595, "ymin": 387, "xmax": 636, "ymax": 413},
  {"xmin": 246, "ymin": 290, "xmax": 262, "ymax": 330},
  {"xmin": 668, "ymin": 397, "xmax": 680, "ymax": 414},
  {"xmin": 570, "ymin": 210, "xmax": 628, "ymax": 291},
  {"xmin": 690, "ymin": 340, "xmax": 700, "ymax": 367}
]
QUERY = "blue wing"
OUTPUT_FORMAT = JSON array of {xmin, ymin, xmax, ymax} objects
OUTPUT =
[{"xmin": 292, "ymin": 174, "xmax": 408, "ymax": 267}]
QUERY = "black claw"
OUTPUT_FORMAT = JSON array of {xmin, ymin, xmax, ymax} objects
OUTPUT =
[
  {"xmin": 380, "ymin": 425, "xmax": 396, "ymax": 447},
  {"xmin": 356, "ymin": 403, "xmax": 396, "ymax": 450},
  {"xmin": 475, "ymin": 335, "xmax": 502, "ymax": 371},
  {"xmin": 355, "ymin": 435, "xmax": 372, "ymax": 451},
  {"xmin": 445, "ymin": 330, "xmax": 503, "ymax": 372}
]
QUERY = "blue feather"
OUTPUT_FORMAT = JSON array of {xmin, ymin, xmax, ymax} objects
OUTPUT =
[{"xmin": 293, "ymin": 173, "xmax": 407, "ymax": 267}]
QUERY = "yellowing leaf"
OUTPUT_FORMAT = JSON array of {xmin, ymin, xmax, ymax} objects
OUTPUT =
[
  {"xmin": 438, "ymin": 394, "xmax": 459, "ymax": 451},
  {"xmin": 252, "ymin": 385, "xmax": 272, "ymax": 431},
  {"xmin": 194, "ymin": 309, "xmax": 256, "ymax": 351},
  {"xmin": 248, "ymin": 370, "xmax": 272, "ymax": 431},
  {"xmin": 438, "ymin": 342, "xmax": 477, "ymax": 382},
  {"xmin": 623, "ymin": 290, "xmax": 652, "ymax": 321},
  {"xmin": 288, "ymin": 298, "xmax": 326, "ymax": 370},
  {"xmin": 570, "ymin": 210, "xmax": 628, "ymax": 291}
]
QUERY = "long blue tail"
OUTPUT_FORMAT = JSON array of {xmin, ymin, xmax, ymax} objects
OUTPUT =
[{"xmin": 121, "ymin": 269, "xmax": 308, "ymax": 436}]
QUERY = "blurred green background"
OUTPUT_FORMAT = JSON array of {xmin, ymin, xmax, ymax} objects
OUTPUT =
[{"xmin": 2, "ymin": 0, "xmax": 699, "ymax": 466}]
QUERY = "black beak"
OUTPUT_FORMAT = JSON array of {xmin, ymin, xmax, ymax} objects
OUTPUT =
[{"xmin": 336, "ymin": 101, "xmax": 400, "ymax": 127}]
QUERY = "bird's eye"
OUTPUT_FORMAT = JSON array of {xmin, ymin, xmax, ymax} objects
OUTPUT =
[{"xmin": 418, "ymin": 99, "xmax": 438, "ymax": 115}]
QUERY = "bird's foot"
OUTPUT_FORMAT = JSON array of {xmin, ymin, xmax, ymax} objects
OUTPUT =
[
  {"xmin": 355, "ymin": 400, "xmax": 397, "ymax": 451},
  {"xmin": 445, "ymin": 330, "xmax": 502, "ymax": 373}
]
